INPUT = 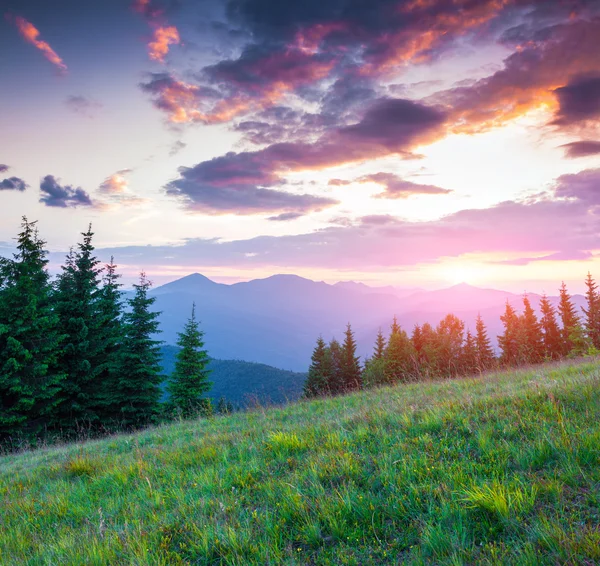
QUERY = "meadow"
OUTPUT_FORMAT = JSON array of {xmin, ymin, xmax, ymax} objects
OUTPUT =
[{"xmin": 1, "ymin": 359, "xmax": 599, "ymax": 565}]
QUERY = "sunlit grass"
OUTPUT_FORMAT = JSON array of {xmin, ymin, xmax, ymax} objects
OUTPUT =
[{"xmin": 1, "ymin": 359, "xmax": 599, "ymax": 564}]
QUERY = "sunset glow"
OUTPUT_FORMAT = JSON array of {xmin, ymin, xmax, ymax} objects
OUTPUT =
[{"xmin": 1, "ymin": 0, "xmax": 599, "ymax": 289}]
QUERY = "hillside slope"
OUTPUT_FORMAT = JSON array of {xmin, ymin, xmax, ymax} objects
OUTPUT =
[{"xmin": 1, "ymin": 360, "xmax": 599, "ymax": 564}]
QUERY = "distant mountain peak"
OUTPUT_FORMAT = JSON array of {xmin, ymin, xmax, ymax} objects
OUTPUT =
[{"xmin": 152, "ymin": 272, "xmax": 220, "ymax": 294}]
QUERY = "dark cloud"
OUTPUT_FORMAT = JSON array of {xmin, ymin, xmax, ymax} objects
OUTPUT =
[
  {"xmin": 0, "ymin": 164, "xmax": 8, "ymax": 173},
  {"xmin": 552, "ymin": 75, "xmax": 600, "ymax": 126},
  {"xmin": 267, "ymin": 211, "xmax": 305, "ymax": 221},
  {"xmin": 166, "ymin": 97, "xmax": 446, "ymax": 212},
  {"xmin": 142, "ymin": 0, "xmax": 517, "ymax": 125},
  {"xmin": 359, "ymin": 172, "xmax": 452, "ymax": 199},
  {"xmin": 0, "ymin": 177, "xmax": 28, "ymax": 192},
  {"xmin": 436, "ymin": 18, "xmax": 600, "ymax": 133},
  {"xmin": 65, "ymin": 95, "xmax": 102, "ymax": 117},
  {"xmin": 39, "ymin": 175, "xmax": 93, "ymax": 208},
  {"xmin": 166, "ymin": 156, "xmax": 338, "ymax": 214},
  {"xmin": 338, "ymin": 98, "xmax": 445, "ymax": 151},
  {"xmin": 205, "ymin": 43, "xmax": 336, "ymax": 91},
  {"xmin": 560, "ymin": 140, "xmax": 600, "ymax": 158}
]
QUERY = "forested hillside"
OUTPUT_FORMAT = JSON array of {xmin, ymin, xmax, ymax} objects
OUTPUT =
[{"xmin": 160, "ymin": 345, "xmax": 305, "ymax": 406}]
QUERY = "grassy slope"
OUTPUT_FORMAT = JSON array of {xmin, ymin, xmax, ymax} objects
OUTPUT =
[{"xmin": 1, "ymin": 361, "xmax": 599, "ymax": 565}]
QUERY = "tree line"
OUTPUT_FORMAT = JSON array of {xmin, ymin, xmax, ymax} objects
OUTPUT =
[
  {"xmin": 0, "ymin": 218, "xmax": 213, "ymax": 446},
  {"xmin": 304, "ymin": 277, "xmax": 596, "ymax": 397}
]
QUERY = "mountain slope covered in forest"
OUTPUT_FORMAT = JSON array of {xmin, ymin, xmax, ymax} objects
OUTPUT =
[
  {"xmin": 159, "ymin": 345, "xmax": 305, "ymax": 406},
  {"xmin": 151, "ymin": 274, "xmax": 585, "ymax": 371}
]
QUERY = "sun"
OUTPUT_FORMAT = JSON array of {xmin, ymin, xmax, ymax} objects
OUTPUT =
[{"xmin": 442, "ymin": 264, "xmax": 482, "ymax": 285}]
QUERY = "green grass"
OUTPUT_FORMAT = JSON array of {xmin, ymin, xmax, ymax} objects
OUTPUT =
[{"xmin": 1, "ymin": 360, "xmax": 600, "ymax": 565}]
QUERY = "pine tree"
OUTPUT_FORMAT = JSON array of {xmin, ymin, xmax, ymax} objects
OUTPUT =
[
  {"xmin": 339, "ymin": 323, "xmax": 361, "ymax": 391},
  {"xmin": 115, "ymin": 273, "xmax": 163, "ymax": 428},
  {"xmin": 418, "ymin": 322, "xmax": 439, "ymax": 378},
  {"xmin": 475, "ymin": 314, "xmax": 495, "ymax": 370},
  {"xmin": 558, "ymin": 282, "xmax": 583, "ymax": 356},
  {"xmin": 373, "ymin": 328, "xmax": 386, "ymax": 360},
  {"xmin": 460, "ymin": 330, "xmax": 477, "ymax": 375},
  {"xmin": 384, "ymin": 318, "xmax": 415, "ymax": 383},
  {"xmin": 95, "ymin": 257, "xmax": 126, "ymax": 424},
  {"xmin": 583, "ymin": 273, "xmax": 600, "ymax": 348},
  {"xmin": 435, "ymin": 314, "xmax": 465, "ymax": 377},
  {"xmin": 520, "ymin": 295, "xmax": 543, "ymax": 364},
  {"xmin": 328, "ymin": 338, "xmax": 344, "ymax": 394},
  {"xmin": 498, "ymin": 301, "xmax": 520, "ymax": 366},
  {"xmin": 539, "ymin": 294, "xmax": 562, "ymax": 360},
  {"xmin": 0, "ymin": 218, "xmax": 64, "ymax": 441},
  {"xmin": 166, "ymin": 303, "xmax": 212, "ymax": 417},
  {"xmin": 54, "ymin": 225, "xmax": 105, "ymax": 431},
  {"xmin": 304, "ymin": 336, "xmax": 332, "ymax": 397}
]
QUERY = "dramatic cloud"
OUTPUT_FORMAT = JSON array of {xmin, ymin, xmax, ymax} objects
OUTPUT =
[
  {"xmin": 165, "ymin": 97, "xmax": 447, "ymax": 211},
  {"xmin": 39, "ymin": 175, "xmax": 93, "ymax": 208},
  {"xmin": 108, "ymin": 168, "xmax": 600, "ymax": 271},
  {"xmin": 0, "ymin": 177, "xmax": 28, "ymax": 192},
  {"xmin": 552, "ymin": 75, "xmax": 600, "ymax": 126},
  {"xmin": 65, "ymin": 95, "xmax": 102, "ymax": 117},
  {"xmin": 166, "ymin": 161, "xmax": 338, "ymax": 214},
  {"xmin": 132, "ymin": 0, "xmax": 181, "ymax": 62},
  {"xmin": 561, "ymin": 140, "xmax": 600, "ymax": 158},
  {"xmin": 438, "ymin": 17, "xmax": 600, "ymax": 133},
  {"xmin": 141, "ymin": 0, "xmax": 519, "ymax": 125},
  {"xmin": 359, "ymin": 173, "xmax": 452, "ymax": 199},
  {"xmin": 0, "ymin": 165, "xmax": 8, "ymax": 173},
  {"xmin": 12, "ymin": 16, "xmax": 67, "ymax": 73},
  {"xmin": 148, "ymin": 26, "xmax": 180, "ymax": 62},
  {"xmin": 140, "ymin": 74, "xmax": 226, "ymax": 124}
]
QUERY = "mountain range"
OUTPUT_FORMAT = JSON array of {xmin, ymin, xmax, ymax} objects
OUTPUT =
[{"xmin": 149, "ymin": 274, "xmax": 585, "ymax": 372}]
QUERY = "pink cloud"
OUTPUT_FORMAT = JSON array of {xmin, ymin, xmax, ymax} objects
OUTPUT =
[{"xmin": 12, "ymin": 16, "xmax": 67, "ymax": 73}]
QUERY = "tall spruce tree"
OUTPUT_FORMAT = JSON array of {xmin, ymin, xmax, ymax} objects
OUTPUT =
[
  {"xmin": 328, "ymin": 338, "xmax": 344, "ymax": 394},
  {"xmin": 475, "ymin": 314, "xmax": 495, "ymax": 370},
  {"xmin": 418, "ymin": 322, "xmax": 439, "ymax": 378},
  {"xmin": 304, "ymin": 336, "xmax": 332, "ymax": 397},
  {"xmin": 558, "ymin": 282, "xmax": 583, "ymax": 356},
  {"xmin": 373, "ymin": 328, "xmax": 386, "ymax": 360},
  {"xmin": 583, "ymin": 273, "xmax": 600, "ymax": 348},
  {"xmin": 539, "ymin": 294, "xmax": 562, "ymax": 360},
  {"xmin": 520, "ymin": 295, "xmax": 543, "ymax": 364},
  {"xmin": 96, "ymin": 257, "xmax": 126, "ymax": 423},
  {"xmin": 434, "ymin": 314, "xmax": 465, "ymax": 377},
  {"xmin": 166, "ymin": 303, "xmax": 212, "ymax": 417},
  {"xmin": 54, "ymin": 225, "xmax": 105, "ymax": 430},
  {"xmin": 115, "ymin": 273, "xmax": 163, "ymax": 428},
  {"xmin": 339, "ymin": 323, "xmax": 361, "ymax": 391},
  {"xmin": 384, "ymin": 317, "xmax": 415, "ymax": 383},
  {"xmin": 460, "ymin": 330, "xmax": 477, "ymax": 375},
  {"xmin": 0, "ymin": 218, "xmax": 64, "ymax": 440},
  {"xmin": 498, "ymin": 301, "xmax": 521, "ymax": 366}
]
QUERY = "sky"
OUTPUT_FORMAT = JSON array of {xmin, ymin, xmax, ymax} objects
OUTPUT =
[{"xmin": 1, "ymin": 0, "xmax": 600, "ymax": 292}]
